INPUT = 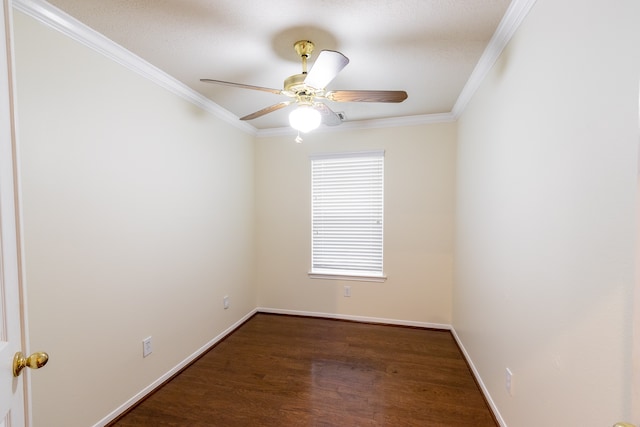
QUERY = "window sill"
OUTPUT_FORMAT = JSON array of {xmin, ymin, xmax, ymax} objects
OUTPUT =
[{"xmin": 308, "ymin": 271, "xmax": 387, "ymax": 283}]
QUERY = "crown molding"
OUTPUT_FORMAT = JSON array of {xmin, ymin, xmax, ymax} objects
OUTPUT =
[
  {"xmin": 13, "ymin": 0, "xmax": 257, "ymax": 136},
  {"xmin": 451, "ymin": 0, "xmax": 537, "ymax": 118},
  {"xmin": 255, "ymin": 112, "xmax": 456, "ymax": 138},
  {"xmin": 13, "ymin": 0, "xmax": 535, "ymax": 136}
]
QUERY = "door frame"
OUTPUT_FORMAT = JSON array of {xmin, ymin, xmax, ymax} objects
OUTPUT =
[
  {"xmin": 634, "ymin": 79, "xmax": 640, "ymax": 425},
  {"xmin": 0, "ymin": 0, "xmax": 31, "ymax": 424}
]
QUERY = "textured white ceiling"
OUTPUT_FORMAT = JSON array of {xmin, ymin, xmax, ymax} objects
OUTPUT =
[{"xmin": 44, "ymin": 0, "xmax": 511, "ymax": 130}]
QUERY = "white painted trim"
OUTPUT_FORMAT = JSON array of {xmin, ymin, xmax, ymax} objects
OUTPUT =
[
  {"xmin": 0, "ymin": 0, "xmax": 30, "ymax": 424},
  {"xmin": 452, "ymin": 0, "xmax": 537, "ymax": 118},
  {"xmin": 91, "ymin": 308, "xmax": 258, "ymax": 427},
  {"xmin": 307, "ymin": 272, "xmax": 387, "ymax": 282},
  {"xmin": 90, "ymin": 307, "xmax": 511, "ymax": 426},
  {"xmin": 14, "ymin": 0, "xmax": 451, "ymax": 138},
  {"xmin": 256, "ymin": 307, "xmax": 451, "ymax": 330},
  {"xmin": 12, "ymin": 0, "xmax": 257, "ymax": 136},
  {"xmin": 11, "ymin": 0, "xmax": 535, "ymax": 136},
  {"xmin": 450, "ymin": 327, "xmax": 507, "ymax": 427},
  {"xmin": 633, "ymin": 82, "xmax": 640, "ymax": 424},
  {"xmin": 256, "ymin": 112, "xmax": 457, "ymax": 138},
  {"xmin": 255, "ymin": 0, "xmax": 539, "ymax": 138}
]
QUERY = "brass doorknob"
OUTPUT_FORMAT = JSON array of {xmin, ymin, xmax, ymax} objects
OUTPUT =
[
  {"xmin": 614, "ymin": 423, "xmax": 637, "ymax": 427},
  {"xmin": 13, "ymin": 351, "xmax": 49, "ymax": 377}
]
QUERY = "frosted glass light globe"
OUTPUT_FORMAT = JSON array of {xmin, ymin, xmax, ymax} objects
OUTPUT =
[{"xmin": 289, "ymin": 105, "xmax": 321, "ymax": 133}]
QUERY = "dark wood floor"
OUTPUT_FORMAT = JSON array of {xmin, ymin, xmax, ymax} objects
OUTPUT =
[{"xmin": 110, "ymin": 313, "xmax": 497, "ymax": 426}]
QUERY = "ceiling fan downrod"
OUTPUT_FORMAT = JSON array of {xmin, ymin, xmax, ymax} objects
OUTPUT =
[
  {"xmin": 293, "ymin": 40, "xmax": 314, "ymax": 74},
  {"xmin": 284, "ymin": 40, "xmax": 317, "ymax": 97}
]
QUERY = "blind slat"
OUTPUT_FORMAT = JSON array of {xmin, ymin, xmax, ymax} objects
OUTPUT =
[{"xmin": 311, "ymin": 152, "xmax": 384, "ymax": 276}]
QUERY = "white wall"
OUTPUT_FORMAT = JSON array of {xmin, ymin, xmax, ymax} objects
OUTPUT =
[
  {"xmin": 14, "ymin": 11, "xmax": 256, "ymax": 427},
  {"xmin": 18, "ymin": 0, "xmax": 640, "ymax": 425},
  {"xmin": 454, "ymin": 0, "xmax": 640, "ymax": 425},
  {"xmin": 255, "ymin": 124, "xmax": 456, "ymax": 325}
]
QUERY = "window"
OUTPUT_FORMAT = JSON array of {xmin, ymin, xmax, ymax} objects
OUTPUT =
[{"xmin": 309, "ymin": 150, "xmax": 385, "ymax": 281}]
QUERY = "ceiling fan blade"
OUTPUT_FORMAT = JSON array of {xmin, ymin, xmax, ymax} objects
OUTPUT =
[
  {"xmin": 200, "ymin": 79, "xmax": 283, "ymax": 95},
  {"xmin": 325, "ymin": 90, "xmax": 408, "ymax": 103},
  {"xmin": 314, "ymin": 103, "xmax": 343, "ymax": 126},
  {"xmin": 304, "ymin": 50, "xmax": 349, "ymax": 89},
  {"xmin": 240, "ymin": 101, "xmax": 292, "ymax": 121}
]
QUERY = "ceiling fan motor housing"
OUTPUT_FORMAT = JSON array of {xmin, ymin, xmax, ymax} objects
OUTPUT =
[
  {"xmin": 284, "ymin": 73, "xmax": 311, "ymax": 94},
  {"xmin": 201, "ymin": 39, "xmax": 407, "ymax": 124}
]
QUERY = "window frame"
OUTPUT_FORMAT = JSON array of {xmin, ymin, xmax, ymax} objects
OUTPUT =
[{"xmin": 308, "ymin": 150, "xmax": 387, "ymax": 282}]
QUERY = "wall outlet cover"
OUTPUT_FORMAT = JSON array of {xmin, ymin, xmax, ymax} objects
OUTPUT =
[
  {"xmin": 143, "ymin": 336, "xmax": 152, "ymax": 358},
  {"xmin": 506, "ymin": 368, "xmax": 514, "ymax": 396}
]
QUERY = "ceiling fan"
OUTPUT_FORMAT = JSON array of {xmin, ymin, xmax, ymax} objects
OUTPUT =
[{"xmin": 200, "ymin": 40, "xmax": 408, "ymax": 133}]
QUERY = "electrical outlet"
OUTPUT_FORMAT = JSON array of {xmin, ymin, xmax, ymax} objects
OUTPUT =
[
  {"xmin": 143, "ymin": 336, "xmax": 152, "ymax": 358},
  {"xmin": 223, "ymin": 295, "xmax": 230, "ymax": 309},
  {"xmin": 344, "ymin": 286, "xmax": 351, "ymax": 297},
  {"xmin": 505, "ymin": 368, "xmax": 514, "ymax": 396}
]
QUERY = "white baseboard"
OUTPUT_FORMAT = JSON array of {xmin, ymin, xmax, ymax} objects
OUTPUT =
[
  {"xmin": 92, "ymin": 308, "xmax": 258, "ymax": 427},
  {"xmin": 92, "ymin": 308, "xmax": 504, "ymax": 427},
  {"xmin": 450, "ymin": 327, "xmax": 507, "ymax": 427},
  {"xmin": 260, "ymin": 308, "xmax": 507, "ymax": 425},
  {"xmin": 256, "ymin": 306, "xmax": 451, "ymax": 330}
]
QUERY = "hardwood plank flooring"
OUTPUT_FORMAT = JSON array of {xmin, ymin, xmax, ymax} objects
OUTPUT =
[{"xmin": 110, "ymin": 313, "xmax": 497, "ymax": 426}]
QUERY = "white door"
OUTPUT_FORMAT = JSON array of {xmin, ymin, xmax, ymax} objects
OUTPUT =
[
  {"xmin": 0, "ymin": 0, "xmax": 27, "ymax": 425},
  {"xmin": 632, "ymin": 79, "xmax": 640, "ymax": 427}
]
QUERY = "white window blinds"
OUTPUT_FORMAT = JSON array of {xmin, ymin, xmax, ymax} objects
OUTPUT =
[{"xmin": 310, "ymin": 151, "xmax": 385, "ymax": 279}]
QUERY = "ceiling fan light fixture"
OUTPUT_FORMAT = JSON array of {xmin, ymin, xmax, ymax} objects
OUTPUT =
[
  {"xmin": 201, "ymin": 40, "xmax": 407, "ymax": 128},
  {"xmin": 289, "ymin": 104, "xmax": 321, "ymax": 133}
]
